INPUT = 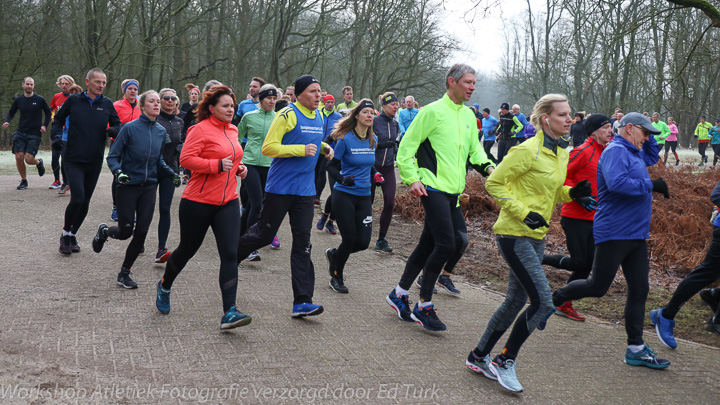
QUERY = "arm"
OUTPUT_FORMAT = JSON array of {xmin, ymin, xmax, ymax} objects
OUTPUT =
[
  {"xmin": 600, "ymin": 148, "xmax": 653, "ymax": 196},
  {"xmin": 51, "ymin": 98, "xmax": 70, "ymax": 138},
  {"xmin": 512, "ymin": 116, "xmax": 524, "ymax": 134},
  {"xmin": 396, "ymin": 109, "xmax": 432, "ymax": 185},
  {"xmin": 237, "ymin": 115, "xmax": 248, "ymax": 143},
  {"xmin": 642, "ymin": 133, "xmax": 660, "ymax": 166},
  {"xmin": 485, "ymin": 147, "xmax": 534, "ymax": 220},
  {"xmin": 41, "ymin": 98, "xmax": 51, "ymax": 128},
  {"xmin": 4, "ymin": 99, "xmax": 19, "ymax": 124},
  {"xmin": 325, "ymin": 138, "xmax": 345, "ymax": 182},
  {"xmin": 397, "ymin": 110, "xmax": 407, "ymax": 133},
  {"xmin": 106, "ymin": 125, "xmax": 128, "ymax": 174},
  {"xmin": 468, "ymin": 119, "xmax": 495, "ymax": 176},
  {"xmin": 107, "ymin": 103, "xmax": 121, "ymax": 138},
  {"xmin": 711, "ymin": 180, "xmax": 720, "ymax": 207},
  {"xmin": 261, "ymin": 107, "xmax": 306, "ymax": 158}
]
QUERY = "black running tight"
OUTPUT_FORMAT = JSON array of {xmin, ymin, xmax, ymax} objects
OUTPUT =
[
  {"xmin": 370, "ymin": 165, "xmax": 396, "ymax": 237},
  {"xmin": 542, "ymin": 217, "xmax": 594, "ymax": 283},
  {"xmin": 240, "ymin": 164, "xmax": 269, "ymax": 236},
  {"xmin": 331, "ymin": 189, "xmax": 372, "ymax": 275},
  {"xmin": 107, "ymin": 183, "xmax": 157, "ymax": 269},
  {"xmin": 63, "ymin": 160, "xmax": 102, "ymax": 234},
  {"xmin": 156, "ymin": 176, "xmax": 176, "ymax": 250}
]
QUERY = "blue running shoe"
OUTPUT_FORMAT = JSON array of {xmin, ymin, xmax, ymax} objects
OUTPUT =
[
  {"xmin": 490, "ymin": 356, "xmax": 523, "ymax": 392},
  {"xmin": 221, "ymin": 307, "xmax": 252, "ymax": 329},
  {"xmin": 156, "ymin": 280, "xmax": 171, "ymax": 314},
  {"xmin": 386, "ymin": 289, "xmax": 413, "ymax": 322},
  {"xmin": 410, "ymin": 303, "xmax": 447, "ymax": 331},
  {"xmin": 650, "ymin": 308, "xmax": 677, "ymax": 349},
  {"xmin": 292, "ymin": 303, "xmax": 324, "ymax": 318},
  {"xmin": 466, "ymin": 352, "xmax": 497, "ymax": 381},
  {"xmin": 110, "ymin": 206, "xmax": 118, "ymax": 221},
  {"xmin": 624, "ymin": 344, "xmax": 670, "ymax": 369}
]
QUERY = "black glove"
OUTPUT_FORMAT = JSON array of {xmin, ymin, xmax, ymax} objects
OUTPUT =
[
  {"xmin": 115, "ymin": 170, "xmax": 130, "ymax": 185},
  {"xmin": 341, "ymin": 176, "xmax": 355, "ymax": 187},
  {"xmin": 575, "ymin": 196, "xmax": 598, "ymax": 211},
  {"xmin": 176, "ymin": 143, "xmax": 183, "ymax": 154},
  {"xmin": 651, "ymin": 177, "xmax": 670, "ymax": 198},
  {"xmin": 51, "ymin": 137, "xmax": 63, "ymax": 151},
  {"xmin": 569, "ymin": 179, "xmax": 592, "ymax": 199},
  {"xmin": 523, "ymin": 211, "xmax": 549, "ymax": 230},
  {"xmin": 172, "ymin": 174, "xmax": 181, "ymax": 188}
]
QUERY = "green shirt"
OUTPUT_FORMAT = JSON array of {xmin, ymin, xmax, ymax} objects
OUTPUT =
[
  {"xmin": 335, "ymin": 101, "xmax": 357, "ymax": 114},
  {"xmin": 652, "ymin": 120, "xmax": 670, "ymax": 145},
  {"xmin": 238, "ymin": 108, "xmax": 275, "ymax": 167}
]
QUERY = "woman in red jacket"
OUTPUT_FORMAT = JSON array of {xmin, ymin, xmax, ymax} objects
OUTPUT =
[
  {"xmin": 155, "ymin": 85, "xmax": 251, "ymax": 330},
  {"xmin": 542, "ymin": 114, "xmax": 611, "ymax": 321}
]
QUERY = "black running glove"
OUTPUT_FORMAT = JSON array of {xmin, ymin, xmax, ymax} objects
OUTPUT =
[
  {"xmin": 115, "ymin": 170, "xmax": 130, "ymax": 185},
  {"xmin": 575, "ymin": 196, "xmax": 598, "ymax": 211},
  {"xmin": 341, "ymin": 176, "xmax": 355, "ymax": 187},
  {"xmin": 651, "ymin": 177, "xmax": 670, "ymax": 199},
  {"xmin": 569, "ymin": 179, "xmax": 592, "ymax": 199},
  {"xmin": 523, "ymin": 211, "xmax": 549, "ymax": 230}
]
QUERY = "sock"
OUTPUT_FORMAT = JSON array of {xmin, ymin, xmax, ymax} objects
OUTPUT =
[
  {"xmin": 62, "ymin": 230, "xmax": 72, "ymax": 236},
  {"xmin": 628, "ymin": 344, "xmax": 644, "ymax": 353},
  {"xmin": 418, "ymin": 300, "xmax": 432, "ymax": 309},
  {"xmin": 395, "ymin": 285, "xmax": 409, "ymax": 296}
]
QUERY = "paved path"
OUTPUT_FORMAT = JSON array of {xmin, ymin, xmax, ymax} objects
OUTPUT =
[{"xmin": 0, "ymin": 173, "xmax": 719, "ymax": 404}]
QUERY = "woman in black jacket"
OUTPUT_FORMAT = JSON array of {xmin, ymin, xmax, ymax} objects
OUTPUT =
[{"xmin": 371, "ymin": 92, "xmax": 400, "ymax": 252}]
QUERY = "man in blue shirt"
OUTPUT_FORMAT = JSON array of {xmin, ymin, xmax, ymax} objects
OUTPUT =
[
  {"xmin": 512, "ymin": 104, "xmax": 528, "ymax": 145},
  {"xmin": 481, "ymin": 108, "xmax": 498, "ymax": 163},
  {"xmin": 398, "ymin": 95, "xmax": 418, "ymax": 138},
  {"xmin": 234, "ymin": 77, "xmax": 265, "ymax": 130}
]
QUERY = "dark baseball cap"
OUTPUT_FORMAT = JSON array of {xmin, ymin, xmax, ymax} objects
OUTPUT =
[
  {"xmin": 500, "ymin": 102, "xmax": 510, "ymax": 110},
  {"xmin": 619, "ymin": 112, "xmax": 661, "ymax": 134}
]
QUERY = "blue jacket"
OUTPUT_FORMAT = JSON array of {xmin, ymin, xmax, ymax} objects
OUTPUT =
[
  {"xmin": 710, "ymin": 125, "xmax": 720, "ymax": 144},
  {"xmin": 481, "ymin": 115, "xmax": 498, "ymax": 142},
  {"xmin": 593, "ymin": 134, "xmax": 660, "ymax": 244},
  {"xmin": 514, "ymin": 113, "xmax": 528, "ymax": 137},
  {"xmin": 107, "ymin": 114, "xmax": 175, "ymax": 186},
  {"xmin": 322, "ymin": 108, "xmax": 342, "ymax": 138},
  {"xmin": 398, "ymin": 108, "xmax": 418, "ymax": 134}
]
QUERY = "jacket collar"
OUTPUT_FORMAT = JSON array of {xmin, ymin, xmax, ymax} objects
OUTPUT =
[
  {"xmin": 441, "ymin": 93, "xmax": 464, "ymax": 111},
  {"xmin": 294, "ymin": 102, "xmax": 317, "ymax": 118},
  {"xmin": 159, "ymin": 110, "xmax": 175, "ymax": 120},
  {"xmin": 208, "ymin": 115, "xmax": 232, "ymax": 128},
  {"xmin": 138, "ymin": 113, "xmax": 156, "ymax": 124},
  {"xmin": 614, "ymin": 134, "xmax": 641, "ymax": 153}
]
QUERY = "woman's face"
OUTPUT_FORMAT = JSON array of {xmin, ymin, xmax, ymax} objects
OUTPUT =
[
  {"xmin": 261, "ymin": 96, "xmax": 276, "ymax": 112},
  {"xmin": 124, "ymin": 84, "xmax": 138, "ymax": 102},
  {"xmin": 668, "ymin": 118, "xmax": 674, "ymax": 125},
  {"xmin": 543, "ymin": 101, "xmax": 572, "ymax": 138},
  {"xmin": 160, "ymin": 92, "xmax": 177, "ymax": 114},
  {"xmin": 383, "ymin": 101, "xmax": 399, "ymax": 117},
  {"xmin": 189, "ymin": 89, "xmax": 200, "ymax": 102},
  {"xmin": 212, "ymin": 94, "xmax": 235, "ymax": 123},
  {"xmin": 356, "ymin": 107, "xmax": 375, "ymax": 127},
  {"xmin": 142, "ymin": 93, "xmax": 161, "ymax": 119}
]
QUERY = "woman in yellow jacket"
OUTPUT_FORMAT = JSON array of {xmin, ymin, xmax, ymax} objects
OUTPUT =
[{"xmin": 464, "ymin": 94, "xmax": 594, "ymax": 393}]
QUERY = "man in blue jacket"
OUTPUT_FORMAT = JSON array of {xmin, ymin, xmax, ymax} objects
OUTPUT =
[
  {"xmin": 398, "ymin": 95, "xmax": 418, "ymax": 137},
  {"xmin": 512, "ymin": 104, "xmax": 528, "ymax": 145},
  {"xmin": 481, "ymin": 108, "xmax": 498, "ymax": 163}
]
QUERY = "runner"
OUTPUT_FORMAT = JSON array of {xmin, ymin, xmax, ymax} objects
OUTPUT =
[
  {"xmin": 52, "ymin": 68, "xmax": 121, "ymax": 254},
  {"xmin": 386, "ymin": 63, "xmax": 494, "ymax": 331},
  {"xmin": 481, "ymin": 108, "xmax": 498, "ymax": 163},
  {"xmin": 325, "ymin": 99, "xmax": 379, "ymax": 293},
  {"xmin": 651, "ymin": 113, "xmax": 670, "ymax": 160},
  {"xmin": 495, "ymin": 103, "xmax": 523, "ymax": 163},
  {"xmin": 155, "ymin": 85, "xmax": 251, "ymax": 329},
  {"xmin": 91, "ymin": 90, "xmax": 178, "ymax": 288},
  {"xmin": 233, "ymin": 76, "xmax": 265, "ymax": 128},
  {"xmin": 2, "ymin": 77, "xmax": 51, "ymax": 189},
  {"xmin": 710, "ymin": 119, "xmax": 720, "ymax": 166},
  {"xmin": 542, "ymin": 114, "xmax": 610, "ymax": 321},
  {"xmin": 110, "ymin": 79, "xmax": 142, "ymax": 222},
  {"xmin": 665, "ymin": 117, "xmax": 680, "ymax": 166},
  {"xmin": 552, "ymin": 113, "xmax": 671, "ymax": 371},
  {"xmin": 49, "ymin": 75, "xmax": 75, "ymax": 189},
  {"xmin": 397, "ymin": 95, "xmax": 418, "ymax": 138},
  {"xmin": 371, "ymin": 92, "xmax": 400, "ymax": 252},
  {"xmin": 55, "ymin": 84, "xmax": 84, "ymax": 195},
  {"xmin": 314, "ymin": 94, "xmax": 341, "ymax": 211},
  {"xmin": 569, "ymin": 112, "xmax": 585, "ymax": 147},
  {"xmin": 153, "ymin": 88, "xmax": 184, "ymax": 263},
  {"xmin": 235, "ymin": 74, "xmax": 334, "ymax": 318},
  {"xmin": 238, "ymin": 84, "xmax": 278, "ymax": 261},
  {"xmin": 180, "ymin": 84, "xmax": 200, "ymax": 116},
  {"xmin": 335, "ymin": 86, "xmax": 357, "ymax": 116},
  {"xmin": 695, "ymin": 116, "xmax": 712, "ymax": 166},
  {"xmin": 512, "ymin": 104, "xmax": 528, "ymax": 145}
]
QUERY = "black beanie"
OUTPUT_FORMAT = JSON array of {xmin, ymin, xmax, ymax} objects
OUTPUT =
[
  {"xmin": 294, "ymin": 74, "xmax": 319, "ymax": 97},
  {"xmin": 584, "ymin": 114, "xmax": 611, "ymax": 136},
  {"xmin": 482, "ymin": 108, "xmax": 490, "ymax": 114}
]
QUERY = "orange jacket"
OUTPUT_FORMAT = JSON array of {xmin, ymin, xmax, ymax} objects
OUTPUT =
[
  {"xmin": 180, "ymin": 116, "xmax": 243, "ymax": 205},
  {"xmin": 113, "ymin": 98, "xmax": 141, "ymax": 124}
]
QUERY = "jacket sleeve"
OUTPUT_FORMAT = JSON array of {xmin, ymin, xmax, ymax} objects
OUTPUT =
[
  {"xmin": 106, "ymin": 125, "xmax": 128, "ymax": 174},
  {"xmin": 642, "ymin": 134, "xmax": 660, "ymax": 166},
  {"xmin": 179, "ymin": 125, "xmax": 222, "ymax": 174},
  {"xmin": 261, "ymin": 107, "xmax": 306, "ymax": 158},
  {"xmin": 42, "ymin": 98, "xmax": 51, "ymax": 127},
  {"xmin": 485, "ymin": 146, "xmax": 534, "ymax": 220},
  {"xmin": 237, "ymin": 115, "xmax": 248, "ymax": 143},
  {"xmin": 512, "ymin": 116, "xmax": 524, "ymax": 135},
  {"xmin": 156, "ymin": 153, "xmax": 175, "ymax": 179},
  {"xmin": 51, "ymin": 98, "xmax": 70, "ymax": 138},
  {"xmin": 4, "ymin": 98, "xmax": 19, "ymax": 123},
  {"xmin": 599, "ymin": 147, "xmax": 653, "ymax": 196},
  {"xmin": 396, "ymin": 109, "xmax": 432, "ymax": 185},
  {"xmin": 398, "ymin": 110, "xmax": 407, "ymax": 133},
  {"xmin": 468, "ymin": 122, "xmax": 495, "ymax": 176},
  {"xmin": 107, "ymin": 102, "xmax": 122, "ymax": 138},
  {"xmin": 711, "ymin": 180, "xmax": 720, "ymax": 207}
]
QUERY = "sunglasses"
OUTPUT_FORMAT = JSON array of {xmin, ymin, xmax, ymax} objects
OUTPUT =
[{"xmin": 163, "ymin": 96, "xmax": 178, "ymax": 101}]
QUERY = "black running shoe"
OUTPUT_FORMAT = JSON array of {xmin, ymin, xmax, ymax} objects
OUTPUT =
[
  {"xmin": 700, "ymin": 288, "xmax": 720, "ymax": 314},
  {"xmin": 36, "ymin": 158, "xmax": 45, "ymax": 177},
  {"xmin": 410, "ymin": 303, "xmax": 447, "ymax": 331},
  {"xmin": 92, "ymin": 223, "xmax": 109, "ymax": 253},
  {"xmin": 325, "ymin": 248, "xmax": 336, "ymax": 277},
  {"xmin": 59, "ymin": 234, "xmax": 72, "ymax": 255},
  {"xmin": 70, "ymin": 235, "xmax": 80, "ymax": 253},
  {"xmin": 329, "ymin": 276, "xmax": 348, "ymax": 293},
  {"xmin": 117, "ymin": 269, "xmax": 138, "ymax": 289},
  {"xmin": 17, "ymin": 179, "xmax": 28, "ymax": 190}
]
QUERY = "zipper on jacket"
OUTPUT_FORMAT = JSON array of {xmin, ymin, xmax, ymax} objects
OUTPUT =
[
  {"xmin": 221, "ymin": 126, "xmax": 235, "ymax": 204},
  {"xmin": 199, "ymin": 174, "xmax": 209, "ymax": 193},
  {"xmin": 144, "ymin": 122, "xmax": 152, "ymax": 184}
]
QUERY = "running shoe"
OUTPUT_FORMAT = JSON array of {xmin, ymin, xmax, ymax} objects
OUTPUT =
[
  {"xmin": 466, "ymin": 352, "xmax": 497, "ymax": 381},
  {"xmin": 675, "ymin": 159, "xmax": 680, "ymax": 166},
  {"xmin": 291, "ymin": 303, "xmax": 324, "ymax": 318},
  {"xmin": 329, "ymin": 276, "xmax": 348, "ymax": 293},
  {"xmin": 386, "ymin": 288, "xmax": 413, "ymax": 322},
  {"xmin": 410, "ymin": 303, "xmax": 447, "ymax": 331},
  {"xmin": 707, "ymin": 317, "xmax": 720, "ymax": 336},
  {"xmin": 416, "ymin": 275, "xmax": 437, "ymax": 294},
  {"xmin": 92, "ymin": 223, "xmax": 109, "ymax": 253},
  {"xmin": 624, "ymin": 344, "xmax": 670, "ymax": 369},
  {"xmin": 17, "ymin": 179, "xmax": 28, "ymax": 190},
  {"xmin": 69, "ymin": 235, "xmax": 80, "ymax": 253},
  {"xmin": 555, "ymin": 301, "xmax": 585, "ymax": 321},
  {"xmin": 49, "ymin": 180, "xmax": 61, "ymax": 189},
  {"xmin": 221, "ymin": 307, "xmax": 252, "ymax": 329},
  {"xmin": 650, "ymin": 307, "xmax": 677, "ymax": 349},
  {"xmin": 314, "ymin": 198, "xmax": 320, "ymax": 205},
  {"xmin": 271, "ymin": 235, "xmax": 281, "ymax": 249},
  {"xmin": 59, "ymin": 234, "xmax": 72, "ymax": 255},
  {"xmin": 316, "ymin": 213, "xmax": 328, "ymax": 231},
  {"xmin": 699, "ymin": 288, "xmax": 720, "ymax": 313},
  {"xmin": 247, "ymin": 251, "xmax": 261, "ymax": 261},
  {"xmin": 325, "ymin": 221, "xmax": 337, "ymax": 235},
  {"xmin": 374, "ymin": 238, "xmax": 393, "ymax": 252},
  {"xmin": 437, "ymin": 274, "xmax": 461, "ymax": 294},
  {"xmin": 155, "ymin": 249, "xmax": 171, "ymax": 263},
  {"xmin": 36, "ymin": 158, "xmax": 45, "ymax": 176},
  {"xmin": 490, "ymin": 356, "xmax": 524, "ymax": 392},
  {"xmin": 156, "ymin": 281, "xmax": 171, "ymax": 314},
  {"xmin": 110, "ymin": 206, "xmax": 118, "ymax": 221},
  {"xmin": 58, "ymin": 184, "xmax": 69, "ymax": 194},
  {"xmin": 325, "ymin": 248, "xmax": 336, "ymax": 277},
  {"xmin": 117, "ymin": 268, "xmax": 138, "ymax": 289}
]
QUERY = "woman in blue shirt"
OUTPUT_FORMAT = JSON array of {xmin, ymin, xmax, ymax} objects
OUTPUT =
[{"xmin": 325, "ymin": 99, "xmax": 379, "ymax": 293}]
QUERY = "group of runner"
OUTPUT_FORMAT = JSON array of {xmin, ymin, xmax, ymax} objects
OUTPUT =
[{"xmin": 5, "ymin": 64, "xmax": 720, "ymax": 394}]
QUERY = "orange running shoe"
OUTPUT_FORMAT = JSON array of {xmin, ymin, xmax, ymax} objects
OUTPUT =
[{"xmin": 555, "ymin": 301, "xmax": 585, "ymax": 322}]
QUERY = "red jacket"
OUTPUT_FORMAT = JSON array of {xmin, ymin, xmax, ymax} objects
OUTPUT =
[
  {"xmin": 560, "ymin": 137, "xmax": 604, "ymax": 221},
  {"xmin": 180, "ymin": 116, "xmax": 243, "ymax": 206},
  {"xmin": 113, "ymin": 98, "xmax": 142, "ymax": 124}
]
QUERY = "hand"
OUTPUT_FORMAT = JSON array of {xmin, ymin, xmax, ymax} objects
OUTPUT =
[
  {"xmin": 40, "ymin": 126, "xmax": 46, "ymax": 133},
  {"xmin": 373, "ymin": 172, "xmax": 385, "ymax": 185},
  {"xmin": 305, "ymin": 144, "xmax": 317, "ymax": 157},
  {"xmin": 324, "ymin": 145, "xmax": 334, "ymax": 160},
  {"xmin": 569, "ymin": 179, "xmax": 592, "ymax": 199},
  {"xmin": 459, "ymin": 193, "xmax": 470, "ymax": 206},
  {"xmin": 487, "ymin": 166, "xmax": 494, "ymax": 174},
  {"xmin": 115, "ymin": 170, "xmax": 130, "ymax": 185},
  {"xmin": 341, "ymin": 176, "xmax": 355, "ymax": 186},
  {"xmin": 237, "ymin": 164, "xmax": 248, "ymax": 179},
  {"xmin": 575, "ymin": 196, "xmax": 598, "ymax": 211},
  {"xmin": 523, "ymin": 211, "xmax": 549, "ymax": 230},
  {"xmin": 409, "ymin": 181, "xmax": 427, "ymax": 197},
  {"xmin": 220, "ymin": 156, "xmax": 233, "ymax": 172},
  {"xmin": 651, "ymin": 177, "xmax": 670, "ymax": 198},
  {"xmin": 172, "ymin": 174, "xmax": 181, "ymax": 187},
  {"xmin": 1, "ymin": 122, "xmax": 8, "ymax": 129}
]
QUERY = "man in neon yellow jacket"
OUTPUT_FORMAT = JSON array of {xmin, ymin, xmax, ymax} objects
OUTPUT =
[
  {"xmin": 696, "ymin": 116, "xmax": 713, "ymax": 165},
  {"xmin": 386, "ymin": 63, "xmax": 494, "ymax": 332},
  {"xmin": 651, "ymin": 113, "xmax": 670, "ymax": 147}
]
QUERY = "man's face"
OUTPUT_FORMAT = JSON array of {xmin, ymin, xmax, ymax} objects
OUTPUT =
[
  {"xmin": 500, "ymin": 108, "xmax": 509, "ymax": 115},
  {"xmin": 482, "ymin": 111, "xmax": 489, "ymax": 118},
  {"xmin": 448, "ymin": 73, "xmax": 476, "ymax": 103},
  {"xmin": 320, "ymin": 90, "xmax": 327, "ymax": 97},
  {"xmin": 297, "ymin": 83, "xmax": 321, "ymax": 110},
  {"xmin": 249, "ymin": 80, "xmax": 261, "ymax": 98},
  {"xmin": 285, "ymin": 87, "xmax": 295, "ymax": 101},
  {"xmin": 625, "ymin": 124, "xmax": 650, "ymax": 149},
  {"xmin": 324, "ymin": 99, "xmax": 335, "ymax": 111},
  {"xmin": 343, "ymin": 89, "xmax": 353, "ymax": 103},
  {"xmin": 701, "ymin": 117, "xmax": 706, "ymax": 123},
  {"xmin": 22, "ymin": 78, "xmax": 35, "ymax": 94},
  {"xmin": 512, "ymin": 106, "xmax": 519, "ymax": 115},
  {"xmin": 652, "ymin": 114, "xmax": 659, "ymax": 123},
  {"xmin": 593, "ymin": 123, "xmax": 613, "ymax": 145},
  {"xmin": 85, "ymin": 73, "xmax": 107, "ymax": 97},
  {"xmin": 617, "ymin": 112, "xmax": 624, "ymax": 120},
  {"xmin": 59, "ymin": 80, "xmax": 71, "ymax": 93},
  {"xmin": 405, "ymin": 97, "xmax": 414, "ymax": 108}
]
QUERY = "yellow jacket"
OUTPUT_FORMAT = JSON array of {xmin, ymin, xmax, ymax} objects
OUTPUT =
[{"xmin": 486, "ymin": 130, "xmax": 572, "ymax": 239}]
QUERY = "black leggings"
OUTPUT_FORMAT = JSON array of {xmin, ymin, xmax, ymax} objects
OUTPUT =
[
  {"xmin": 107, "ymin": 183, "xmax": 157, "ymax": 269},
  {"xmin": 542, "ymin": 217, "xmax": 594, "ymax": 283},
  {"xmin": 713, "ymin": 144, "xmax": 720, "ymax": 166},
  {"xmin": 553, "ymin": 240, "xmax": 649, "ymax": 345},
  {"xmin": 315, "ymin": 157, "xmax": 327, "ymax": 198},
  {"xmin": 370, "ymin": 165, "xmax": 396, "ymax": 238},
  {"xmin": 323, "ymin": 177, "xmax": 336, "ymax": 221},
  {"xmin": 700, "ymin": 142, "xmax": 709, "ymax": 161},
  {"xmin": 240, "ymin": 164, "xmax": 269, "ymax": 236},
  {"xmin": 331, "ymin": 189, "xmax": 372, "ymax": 275},
  {"xmin": 664, "ymin": 226, "xmax": 720, "ymax": 319},
  {"xmin": 162, "ymin": 198, "xmax": 240, "ymax": 312},
  {"xmin": 51, "ymin": 147, "xmax": 64, "ymax": 183},
  {"xmin": 156, "ymin": 176, "xmax": 176, "ymax": 250},
  {"xmin": 497, "ymin": 138, "xmax": 514, "ymax": 163},
  {"xmin": 398, "ymin": 190, "xmax": 467, "ymax": 301},
  {"xmin": 63, "ymin": 160, "xmax": 102, "ymax": 234},
  {"xmin": 483, "ymin": 140, "xmax": 496, "ymax": 163}
]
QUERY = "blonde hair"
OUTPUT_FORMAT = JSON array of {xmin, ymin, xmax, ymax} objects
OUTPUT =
[
  {"xmin": 530, "ymin": 94, "xmax": 569, "ymax": 129},
  {"xmin": 56, "ymin": 75, "xmax": 75, "ymax": 87}
]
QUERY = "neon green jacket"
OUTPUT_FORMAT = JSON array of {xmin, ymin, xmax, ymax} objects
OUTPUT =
[
  {"xmin": 397, "ymin": 93, "xmax": 494, "ymax": 194},
  {"xmin": 652, "ymin": 120, "xmax": 670, "ymax": 145},
  {"xmin": 486, "ymin": 130, "xmax": 572, "ymax": 239},
  {"xmin": 696, "ymin": 121, "xmax": 713, "ymax": 141}
]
